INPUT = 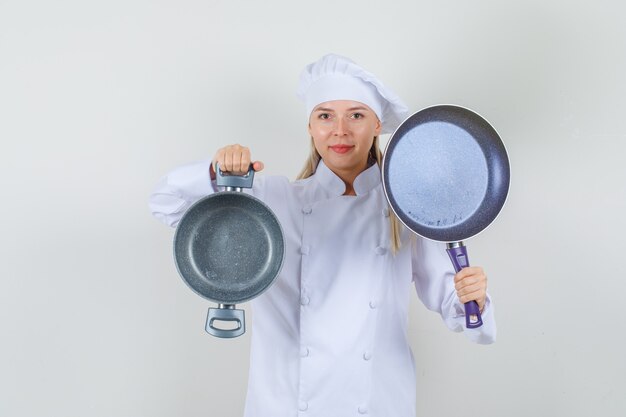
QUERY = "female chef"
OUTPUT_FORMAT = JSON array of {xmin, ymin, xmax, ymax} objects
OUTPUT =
[{"xmin": 149, "ymin": 54, "xmax": 496, "ymax": 417}]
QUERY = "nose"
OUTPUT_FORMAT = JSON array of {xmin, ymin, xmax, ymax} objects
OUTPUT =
[{"xmin": 333, "ymin": 117, "xmax": 347, "ymax": 136}]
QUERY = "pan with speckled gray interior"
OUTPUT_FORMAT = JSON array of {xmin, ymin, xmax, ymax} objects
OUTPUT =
[
  {"xmin": 382, "ymin": 104, "xmax": 510, "ymax": 329},
  {"xmin": 173, "ymin": 166, "xmax": 285, "ymax": 338}
]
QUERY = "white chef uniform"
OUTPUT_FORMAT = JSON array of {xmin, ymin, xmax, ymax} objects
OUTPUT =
[{"xmin": 149, "ymin": 158, "xmax": 496, "ymax": 417}]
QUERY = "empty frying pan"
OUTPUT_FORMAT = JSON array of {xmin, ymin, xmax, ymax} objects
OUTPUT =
[{"xmin": 382, "ymin": 104, "xmax": 510, "ymax": 328}]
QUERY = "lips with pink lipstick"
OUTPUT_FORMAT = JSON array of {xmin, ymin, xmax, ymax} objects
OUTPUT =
[{"xmin": 329, "ymin": 144, "xmax": 354, "ymax": 154}]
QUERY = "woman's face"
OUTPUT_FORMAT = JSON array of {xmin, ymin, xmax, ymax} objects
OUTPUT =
[{"xmin": 308, "ymin": 100, "xmax": 382, "ymax": 180}]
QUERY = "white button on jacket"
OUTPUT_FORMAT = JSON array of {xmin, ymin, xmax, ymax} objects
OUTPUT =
[{"xmin": 149, "ymin": 159, "xmax": 496, "ymax": 417}]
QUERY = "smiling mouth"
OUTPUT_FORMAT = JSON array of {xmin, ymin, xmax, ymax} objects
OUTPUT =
[{"xmin": 329, "ymin": 145, "xmax": 354, "ymax": 154}]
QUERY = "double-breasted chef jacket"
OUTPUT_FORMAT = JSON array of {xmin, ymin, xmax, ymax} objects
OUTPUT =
[{"xmin": 149, "ymin": 158, "xmax": 496, "ymax": 417}]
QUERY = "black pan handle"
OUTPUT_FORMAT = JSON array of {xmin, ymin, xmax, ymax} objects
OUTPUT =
[
  {"xmin": 206, "ymin": 305, "xmax": 246, "ymax": 338},
  {"xmin": 215, "ymin": 163, "xmax": 255, "ymax": 189},
  {"xmin": 446, "ymin": 242, "xmax": 483, "ymax": 329}
]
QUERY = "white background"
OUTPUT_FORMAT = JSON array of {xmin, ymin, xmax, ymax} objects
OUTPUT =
[{"xmin": 1, "ymin": 0, "xmax": 625, "ymax": 416}]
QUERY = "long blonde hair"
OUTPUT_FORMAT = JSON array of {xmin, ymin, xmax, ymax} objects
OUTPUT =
[{"xmin": 296, "ymin": 137, "xmax": 402, "ymax": 253}]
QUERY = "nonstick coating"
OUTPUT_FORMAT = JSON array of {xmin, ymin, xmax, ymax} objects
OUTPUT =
[
  {"xmin": 173, "ymin": 192, "xmax": 285, "ymax": 304},
  {"xmin": 382, "ymin": 105, "xmax": 510, "ymax": 242}
]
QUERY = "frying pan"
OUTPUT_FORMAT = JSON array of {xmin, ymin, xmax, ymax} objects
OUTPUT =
[
  {"xmin": 173, "ymin": 166, "xmax": 285, "ymax": 338},
  {"xmin": 382, "ymin": 104, "xmax": 510, "ymax": 328}
]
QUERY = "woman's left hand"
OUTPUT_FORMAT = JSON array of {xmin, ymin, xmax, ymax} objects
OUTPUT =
[{"xmin": 454, "ymin": 266, "xmax": 488, "ymax": 312}]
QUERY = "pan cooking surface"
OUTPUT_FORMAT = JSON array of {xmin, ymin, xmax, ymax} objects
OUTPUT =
[
  {"xmin": 387, "ymin": 121, "xmax": 489, "ymax": 227},
  {"xmin": 383, "ymin": 105, "xmax": 510, "ymax": 242},
  {"xmin": 174, "ymin": 193, "xmax": 284, "ymax": 304}
]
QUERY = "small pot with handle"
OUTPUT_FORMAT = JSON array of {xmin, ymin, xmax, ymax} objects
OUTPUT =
[{"xmin": 173, "ymin": 166, "xmax": 285, "ymax": 338}]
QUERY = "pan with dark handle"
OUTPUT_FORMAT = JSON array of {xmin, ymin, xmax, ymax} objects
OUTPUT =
[{"xmin": 382, "ymin": 104, "xmax": 510, "ymax": 329}]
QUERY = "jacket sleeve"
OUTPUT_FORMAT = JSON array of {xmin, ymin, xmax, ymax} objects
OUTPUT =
[
  {"xmin": 411, "ymin": 236, "xmax": 496, "ymax": 344},
  {"xmin": 148, "ymin": 159, "xmax": 220, "ymax": 227}
]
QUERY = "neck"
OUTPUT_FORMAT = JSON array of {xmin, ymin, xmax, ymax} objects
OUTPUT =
[
  {"xmin": 343, "ymin": 182, "xmax": 356, "ymax": 196},
  {"xmin": 330, "ymin": 160, "xmax": 369, "ymax": 196}
]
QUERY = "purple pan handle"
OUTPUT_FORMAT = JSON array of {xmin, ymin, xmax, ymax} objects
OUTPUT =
[{"xmin": 446, "ymin": 242, "xmax": 483, "ymax": 329}]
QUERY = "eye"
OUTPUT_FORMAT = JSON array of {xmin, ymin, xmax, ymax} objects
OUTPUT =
[
  {"xmin": 351, "ymin": 112, "xmax": 364, "ymax": 119},
  {"xmin": 318, "ymin": 113, "xmax": 330, "ymax": 120}
]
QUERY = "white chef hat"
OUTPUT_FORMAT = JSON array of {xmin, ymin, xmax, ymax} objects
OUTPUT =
[{"xmin": 296, "ymin": 54, "xmax": 409, "ymax": 134}]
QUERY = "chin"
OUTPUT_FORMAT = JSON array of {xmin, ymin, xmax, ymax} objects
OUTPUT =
[{"xmin": 326, "ymin": 159, "xmax": 361, "ymax": 171}]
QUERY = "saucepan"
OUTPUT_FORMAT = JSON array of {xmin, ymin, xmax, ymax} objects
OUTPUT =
[
  {"xmin": 173, "ymin": 166, "xmax": 285, "ymax": 338},
  {"xmin": 382, "ymin": 104, "xmax": 510, "ymax": 328}
]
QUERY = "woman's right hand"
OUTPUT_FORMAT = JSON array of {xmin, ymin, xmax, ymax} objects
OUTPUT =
[{"xmin": 212, "ymin": 144, "xmax": 264, "ymax": 175}]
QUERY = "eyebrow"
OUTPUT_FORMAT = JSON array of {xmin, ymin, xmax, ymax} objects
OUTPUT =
[{"xmin": 313, "ymin": 106, "xmax": 370, "ymax": 112}]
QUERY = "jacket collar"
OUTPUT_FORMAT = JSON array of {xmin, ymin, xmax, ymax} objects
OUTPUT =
[{"xmin": 314, "ymin": 159, "xmax": 381, "ymax": 197}]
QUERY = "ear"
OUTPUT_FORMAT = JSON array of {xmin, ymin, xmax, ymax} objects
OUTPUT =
[{"xmin": 374, "ymin": 118, "xmax": 382, "ymax": 135}]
